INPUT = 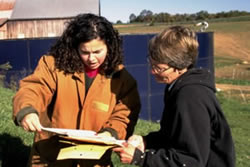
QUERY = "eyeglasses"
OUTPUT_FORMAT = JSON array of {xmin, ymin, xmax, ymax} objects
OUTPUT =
[
  {"xmin": 147, "ymin": 58, "xmax": 172, "ymax": 74},
  {"xmin": 151, "ymin": 64, "xmax": 172, "ymax": 74}
]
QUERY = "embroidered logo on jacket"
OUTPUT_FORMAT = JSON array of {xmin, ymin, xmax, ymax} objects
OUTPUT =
[{"xmin": 92, "ymin": 101, "xmax": 109, "ymax": 112}]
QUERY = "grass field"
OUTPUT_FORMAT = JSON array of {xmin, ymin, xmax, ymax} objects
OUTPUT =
[{"xmin": 1, "ymin": 21, "xmax": 250, "ymax": 166}]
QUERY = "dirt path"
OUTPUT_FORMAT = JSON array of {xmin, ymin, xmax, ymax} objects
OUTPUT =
[
  {"xmin": 214, "ymin": 33, "xmax": 250, "ymax": 61},
  {"xmin": 216, "ymin": 83, "xmax": 250, "ymax": 91}
]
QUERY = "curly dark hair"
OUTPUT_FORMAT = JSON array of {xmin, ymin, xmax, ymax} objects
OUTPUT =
[{"xmin": 48, "ymin": 13, "xmax": 123, "ymax": 76}]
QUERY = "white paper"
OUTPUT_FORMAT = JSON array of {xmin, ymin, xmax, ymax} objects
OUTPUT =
[
  {"xmin": 41, "ymin": 126, "xmax": 125, "ymax": 146},
  {"xmin": 41, "ymin": 126, "xmax": 96, "ymax": 137}
]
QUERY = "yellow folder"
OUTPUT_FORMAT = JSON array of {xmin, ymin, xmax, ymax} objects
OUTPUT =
[{"xmin": 57, "ymin": 144, "xmax": 114, "ymax": 160}]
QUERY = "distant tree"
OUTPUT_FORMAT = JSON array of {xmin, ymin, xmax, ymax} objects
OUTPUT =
[
  {"xmin": 116, "ymin": 20, "xmax": 123, "ymax": 24},
  {"xmin": 215, "ymin": 11, "xmax": 226, "ymax": 18},
  {"xmin": 139, "ymin": 9, "xmax": 153, "ymax": 17},
  {"xmin": 128, "ymin": 10, "xmax": 250, "ymax": 24},
  {"xmin": 155, "ymin": 12, "xmax": 171, "ymax": 22},
  {"xmin": 139, "ymin": 9, "xmax": 153, "ymax": 22},
  {"xmin": 148, "ymin": 19, "xmax": 155, "ymax": 26},
  {"xmin": 196, "ymin": 10, "xmax": 209, "ymax": 20},
  {"xmin": 129, "ymin": 13, "xmax": 137, "ymax": 23}
]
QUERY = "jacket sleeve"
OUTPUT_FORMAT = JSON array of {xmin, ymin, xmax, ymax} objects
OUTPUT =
[
  {"xmin": 13, "ymin": 56, "xmax": 57, "ymax": 124},
  {"xmin": 136, "ymin": 86, "xmax": 212, "ymax": 167},
  {"xmin": 101, "ymin": 69, "xmax": 141, "ymax": 140}
]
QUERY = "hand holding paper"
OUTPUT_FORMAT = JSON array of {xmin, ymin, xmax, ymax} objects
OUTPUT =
[
  {"xmin": 113, "ymin": 135, "xmax": 145, "ymax": 164},
  {"xmin": 21, "ymin": 113, "xmax": 42, "ymax": 132},
  {"xmin": 127, "ymin": 135, "xmax": 145, "ymax": 152}
]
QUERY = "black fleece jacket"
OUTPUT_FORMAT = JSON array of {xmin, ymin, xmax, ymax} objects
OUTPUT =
[{"xmin": 132, "ymin": 68, "xmax": 235, "ymax": 167}]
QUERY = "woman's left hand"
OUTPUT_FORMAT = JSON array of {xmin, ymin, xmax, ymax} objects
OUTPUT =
[
  {"xmin": 113, "ymin": 135, "xmax": 145, "ymax": 164},
  {"xmin": 113, "ymin": 142, "xmax": 136, "ymax": 164}
]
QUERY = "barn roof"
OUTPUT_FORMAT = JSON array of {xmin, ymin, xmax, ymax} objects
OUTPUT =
[{"xmin": 11, "ymin": 0, "xmax": 100, "ymax": 20}]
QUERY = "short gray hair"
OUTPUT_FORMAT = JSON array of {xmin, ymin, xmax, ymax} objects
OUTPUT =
[{"xmin": 148, "ymin": 26, "xmax": 199, "ymax": 70}]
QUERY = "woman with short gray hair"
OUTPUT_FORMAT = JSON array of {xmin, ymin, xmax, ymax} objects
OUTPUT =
[{"xmin": 114, "ymin": 25, "xmax": 235, "ymax": 167}]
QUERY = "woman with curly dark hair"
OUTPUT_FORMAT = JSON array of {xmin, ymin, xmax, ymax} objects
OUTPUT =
[{"xmin": 12, "ymin": 13, "xmax": 141, "ymax": 167}]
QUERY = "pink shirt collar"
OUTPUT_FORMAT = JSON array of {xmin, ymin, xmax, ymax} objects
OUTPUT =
[{"xmin": 85, "ymin": 67, "xmax": 99, "ymax": 78}]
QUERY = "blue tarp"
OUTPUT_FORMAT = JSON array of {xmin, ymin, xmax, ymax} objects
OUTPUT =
[{"xmin": 0, "ymin": 33, "xmax": 214, "ymax": 121}]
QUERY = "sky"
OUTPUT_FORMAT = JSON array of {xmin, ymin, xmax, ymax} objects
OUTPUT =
[{"xmin": 100, "ymin": 0, "xmax": 250, "ymax": 23}]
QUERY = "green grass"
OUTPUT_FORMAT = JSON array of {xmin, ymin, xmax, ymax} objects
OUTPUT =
[
  {"xmin": 216, "ymin": 92, "xmax": 250, "ymax": 167},
  {"xmin": 0, "ymin": 86, "xmax": 250, "ymax": 166},
  {"xmin": 0, "ymin": 87, "xmax": 34, "ymax": 145},
  {"xmin": 214, "ymin": 56, "xmax": 241, "ymax": 68},
  {"xmin": 215, "ymin": 78, "xmax": 250, "ymax": 85},
  {"xmin": 209, "ymin": 15, "xmax": 250, "ymax": 23},
  {"xmin": 207, "ymin": 20, "xmax": 250, "ymax": 33},
  {"xmin": 0, "ymin": 87, "xmax": 34, "ymax": 166},
  {"xmin": 214, "ymin": 56, "xmax": 250, "ymax": 84}
]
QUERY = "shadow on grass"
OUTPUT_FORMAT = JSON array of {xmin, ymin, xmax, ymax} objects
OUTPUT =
[{"xmin": 0, "ymin": 133, "xmax": 31, "ymax": 167}]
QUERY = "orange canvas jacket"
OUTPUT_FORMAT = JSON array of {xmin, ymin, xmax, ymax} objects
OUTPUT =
[{"xmin": 13, "ymin": 55, "xmax": 141, "ymax": 166}]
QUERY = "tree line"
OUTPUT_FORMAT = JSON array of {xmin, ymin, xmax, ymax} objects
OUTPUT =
[{"xmin": 117, "ymin": 10, "xmax": 250, "ymax": 24}]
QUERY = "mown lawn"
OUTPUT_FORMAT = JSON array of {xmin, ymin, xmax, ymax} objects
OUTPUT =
[{"xmin": 0, "ymin": 86, "xmax": 249, "ymax": 166}]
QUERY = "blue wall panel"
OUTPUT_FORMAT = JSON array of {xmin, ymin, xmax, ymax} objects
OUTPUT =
[
  {"xmin": 150, "ymin": 75, "xmax": 165, "ymax": 95},
  {"xmin": 197, "ymin": 32, "xmax": 214, "ymax": 74},
  {"xmin": 0, "ymin": 40, "xmax": 30, "ymax": 85},
  {"xmin": 123, "ymin": 35, "xmax": 149, "ymax": 65},
  {"xmin": 0, "ymin": 40, "xmax": 28, "ymax": 71},
  {"xmin": 137, "ymin": 95, "xmax": 149, "ymax": 120},
  {"xmin": 126, "ymin": 65, "xmax": 148, "ymax": 96},
  {"xmin": 150, "ymin": 94, "xmax": 164, "ymax": 122},
  {"xmin": 29, "ymin": 38, "xmax": 57, "ymax": 69},
  {"xmin": 0, "ymin": 32, "xmax": 214, "ymax": 121}
]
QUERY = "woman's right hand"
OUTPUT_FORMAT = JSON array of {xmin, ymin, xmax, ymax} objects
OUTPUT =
[{"xmin": 21, "ymin": 113, "xmax": 42, "ymax": 132}]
